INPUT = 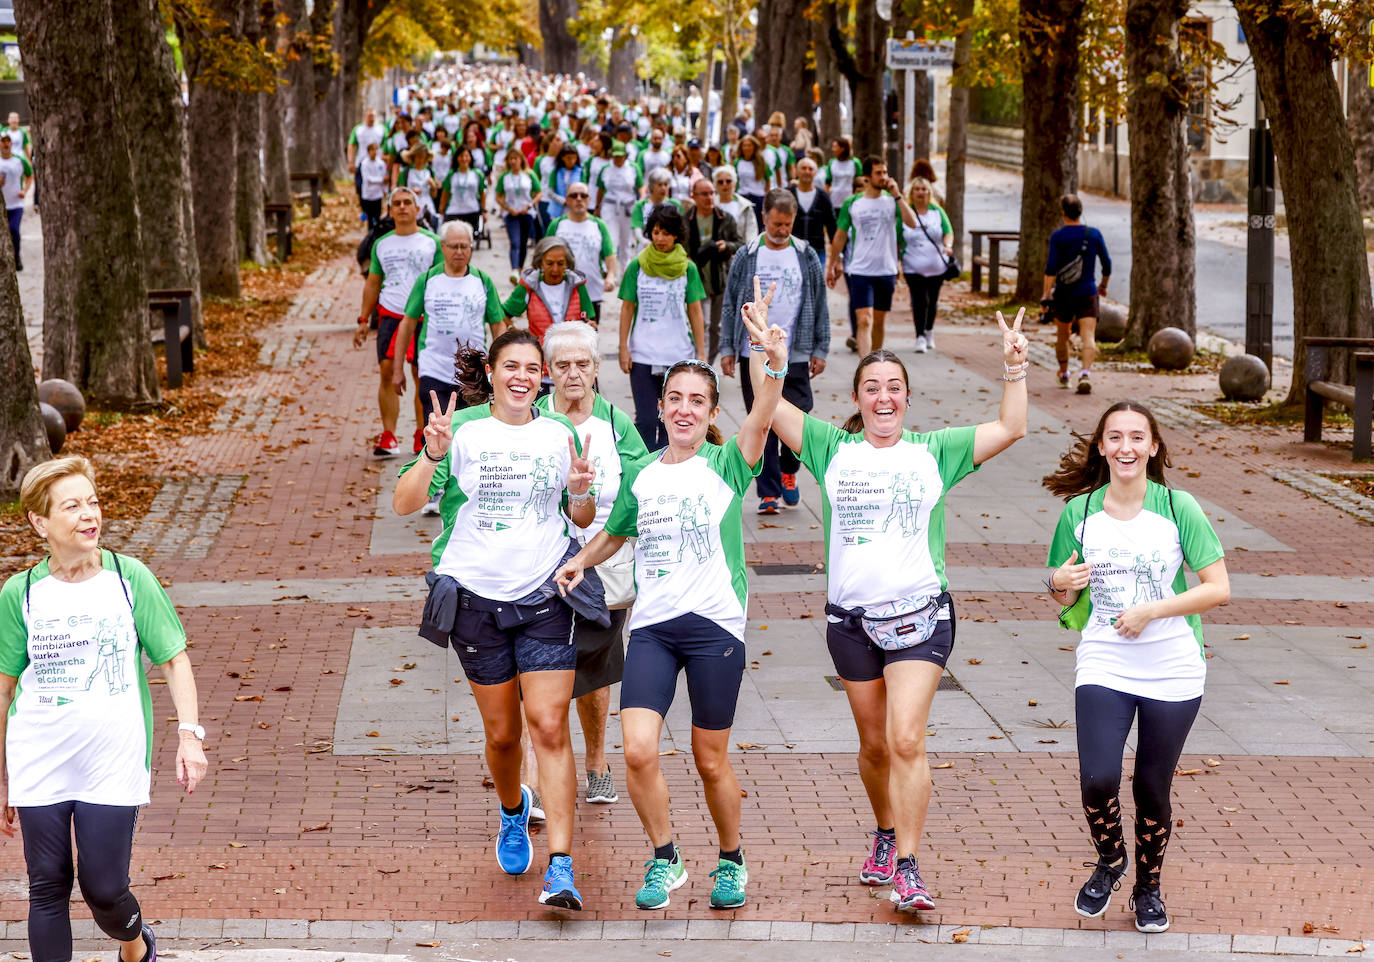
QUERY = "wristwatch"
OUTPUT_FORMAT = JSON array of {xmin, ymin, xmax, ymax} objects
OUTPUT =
[{"xmin": 178, "ymin": 722, "xmax": 206, "ymax": 741}]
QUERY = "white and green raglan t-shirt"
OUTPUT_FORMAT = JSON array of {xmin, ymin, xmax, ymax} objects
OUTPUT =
[
  {"xmin": 603, "ymin": 439, "xmax": 762, "ymax": 641},
  {"xmin": 0, "ymin": 551, "xmax": 187, "ymax": 806},
  {"xmin": 1047, "ymin": 482, "xmax": 1224, "ymax": 701},
  {"xmin": 369, "ymin": 228, "xmax": 443, "ymax": 315},
  {"xmin": 403, "ymin": 265, "xmax": 503, "ymax": 383},
  {"xmin": 400, "ymin": 405, "xmax": 581, "ymax": 601},
  {"xmin": 536, "ymin": 393, "xmax": 650, "ymax": 539},
  {"xmin": 836, "ymin": 193, "xmax": 904, "ymax": 277},
  {"xmin": 619, "ymin": 258, "xmax": 706, "ymax": 366},
  {"xmin": 548, "ymin": 215, "xmax": 616, "ymax": 302},
  {"xmin": 799, "ymin": 417, "xmax": 978, "ymax": 609}
]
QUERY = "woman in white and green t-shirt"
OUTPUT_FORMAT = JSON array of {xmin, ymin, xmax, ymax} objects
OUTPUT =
[
  {"xmin": 0, "ymin": 457, "xmax": 207, "ymax": 962},
  {"xmin": 556, "ymin": 281, "xmax": 788, "ymax": 913},
  {"xmin": 766, "ymin": 310, "xmax": 1029, "ymax": 913},
  {"xmin": 439, "ymin": 145, "xmax": 487, "ymax": 233},
  {"xmin": 393, "ymin": 329, "xmax": 597, "ymax": 913},
  {"xmin": 1044, "ymin": 402, "xmax": 1229, "ymax": 935}
]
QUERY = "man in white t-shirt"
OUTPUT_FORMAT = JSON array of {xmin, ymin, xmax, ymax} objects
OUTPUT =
[
  {"xmin": 348, "ymin": 109, "xmax": 387, "ymax": 176},
  {"xmin": 546, "ymin": 183, "xmax": 619, "ymax": 322},
  {"xmin": 637, "ymin": 128, "xmax": 671, "ymax": 179}
]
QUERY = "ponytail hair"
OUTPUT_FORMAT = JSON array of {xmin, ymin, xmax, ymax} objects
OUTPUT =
[
  {"xmin": 455, "ymin": 329, "xmax": 544, "ymax": 406},
  {"xmin": 706, "ymin": 425, "xmax": 724, "ymax": 445},
  {"xmin": 1041, "ymin": 401, "xmax": 1172, "ymax": 499},
  {"xmin": 842, "ymin": 350, "xmax": 909, "ymax": 434}
]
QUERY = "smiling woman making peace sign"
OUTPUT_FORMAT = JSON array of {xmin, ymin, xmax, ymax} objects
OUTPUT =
[
  {"xmin": 394, "ymin": 328, "xmax": 600, "ymax": 913},
  {"xmin": 765, "ymin": 308, "xmax": 1029, "ymax": 913}
]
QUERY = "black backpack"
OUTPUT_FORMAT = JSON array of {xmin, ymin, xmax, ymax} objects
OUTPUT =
[{"xmin": 356, "ymin": 215, "xmax": 396, "ymax": 273}]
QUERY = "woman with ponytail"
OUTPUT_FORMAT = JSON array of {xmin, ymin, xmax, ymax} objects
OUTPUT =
[
  {"xmin": 556, "ymin": 279, "xmax": 788, "ymax": 913},
  {"xmin": 393, "ymin": 329, "xmax": 601, "ymax": 913},
  {"xmin": 765, "ymin": 310, "xmax": 1029, "ymax": 913},
  {"xmin": 1043, "ymin": 402, "xmax": 1229, "ymax": 934}
]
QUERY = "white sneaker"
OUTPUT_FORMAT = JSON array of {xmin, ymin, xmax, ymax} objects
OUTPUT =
[
  {"xmin": 422, "ymin": 494, "xmax": 441, "ymax": 516},
  {"xmin": 914, "ymin": 334, "xmax": 928, "ymax": 354},
  {"xmin": 925, "ymin": 332, "xmax": 935, "ymax": 350}
]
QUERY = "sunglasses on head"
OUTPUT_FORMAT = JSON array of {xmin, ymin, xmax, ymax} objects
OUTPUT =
[{"xmin": 666, "ymin": 358, "xmax": 718, "ymax": 384}]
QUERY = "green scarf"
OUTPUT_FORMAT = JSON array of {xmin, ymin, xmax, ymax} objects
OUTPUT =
[{"xmin": 637, "ymin": 243, "xmax": 689, "ymax": 279}]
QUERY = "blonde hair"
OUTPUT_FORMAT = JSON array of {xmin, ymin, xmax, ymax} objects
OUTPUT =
[
  {"xmin": 20, "ymin": 456, "xmax": 97, "ymax": 521},
  {"xmin": 906, "ymin": 176, "xmax": 934, "ymax": 206},
  {"xmin": 767, "ymin": 111, "xmax": 786, "ymax": 128}
]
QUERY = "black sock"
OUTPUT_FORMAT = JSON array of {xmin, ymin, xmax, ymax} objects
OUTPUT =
[
  {"xmin": 876, "ymin": 826, "xmax": 895, "ymax": 837},
  {"xmin": 549, "ymin": 851, "xmax": 570, "ymax": 865},
  {"xmin": 654, "ymin": 841, "xmax": 676, "ymax": 863},
  {"xmin": 501, "ymin": 802, "xmax": 524, "ymax": 817},
  {"xmin": 719, "ymin": 847, "xmax": 743, "ymax": 865}
]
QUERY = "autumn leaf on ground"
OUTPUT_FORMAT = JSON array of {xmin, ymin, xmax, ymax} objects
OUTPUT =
[
  {"xmin": 932, "ymin": 761, "xmax": 954, "ymax": 769},
  {"xmin": 967, "ymin": 658, "xmax": 982, "ymax": 665},
  {"xmin": 1233, "ymin": 633, "xmax": 1250, "ymax": 640},
  {"xmin": 659, "ymin": 748, "xmax": 679, "ymax": 756},
  {"xmin": 389, "ymin": 678, "xmax": 404, "ymax": 685},
  {"xmin": 1205, "ymin": 758, "xmax": 1221, "ymax": 767},
  {"xmin": 1273, "ymin": 680, "xmax": 1290, "ymax": 685},
  {"xmin": 1176, "ymin": 768, "xmax": 1203, "ymax": 776},
  {"xmin": 302, "ymin": 822, "xmax": 330, "ymax": 832},
  {"xmin": 951, "ymin": 928, "xmax": 972, "ymax": 943},
  {"xmin": 233, "ymin": 695, "xmax": 263, "ymax": 702},
  {"xmin": 227, "ymin": 841, "xmax": 245, "ymax": 848},
  {"xmin": 1303, "ymin": 922, "xmax": 1316, "ymax": 934},
  {"xmin": 736, "ymin": 742, "xmax": 765, "ymax": 750},
  {"xmin": 365, "ymin": 731, "xmax": 380, "ymax": 737},
  {"xmin": 1027, "ymin": 699, "xmax": 1038, "ymax": 706}
]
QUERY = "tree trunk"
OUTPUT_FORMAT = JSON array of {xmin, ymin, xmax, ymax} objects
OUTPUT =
[
  {"xmin": 264, "ymin": 0, "xmax": 293, "ymax": 207},
  {"xmin": 238, "ymin": 91, "xmax": 268, "ymax": 264},
  {"xmin": 945, "ymin": 0, "xmax": 975, "ymax": 263},
  {"xmin": 312, "ymin": 0, "xmax": 344, "ymax": 185},
  {"xmin": 0, "ymin": 233, "xmax": 49, "ymax": 496},
  {"xmin": 755, "ymin": 0, "xmax": 813, "ymax": 127},
  {"xmin": 1234, "ymin": 0, "xmax": 1374, "ymax": 401},
  {"xmin": 698, "ymin": 63, "xmax": 714, "ymax": 143},
  {"xmin": 607, "ymin": 27, "xmax": 638, "ymax": 102},
  {"xmin": 16, "ymin": 0, "xmax": 158, "ymax": 406},
  {"xmin": 1349, "ymin": 60, "xmax": 1374, "ymax": 212},
  {"xmin": 831, "ymin": 0, "xmax": 887, "ymax": 161},
  {"xmin": 1122, "ymin": 0, "xmax": 1195, "ymax": 345},
  {"xmin": 540, "ymin": 0, "xmax": 580, "ymax": 75},
  {"xmin": 813, "ymin": 3, "xmax": 843, "ymax": 145},
  {"xmin": 109, "ymin": 0, "xmax": 206, "ymax": 350},
  {"xmin": 1015, "ymin": 0, "xmax": 1084, "ymax": 301},
  {"xmin": 284, "ymin": 0, "xmax": 316, "ymax": 175},
  {"xmin": 720, "ymin": 20, "xmax": 742, "ymax": 133}
]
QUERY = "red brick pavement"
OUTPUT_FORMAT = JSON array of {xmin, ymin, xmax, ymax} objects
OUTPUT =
[{"xmin": 5, "ymin": 257, "xmax": 1369, "ymax": 943}]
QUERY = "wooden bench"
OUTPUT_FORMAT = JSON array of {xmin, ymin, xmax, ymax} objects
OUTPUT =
[
  {"xmin": 265, "ymin": 202, "xmax": 293, "ymax": 261},
  {"xmin": 290, "ymin": 170, "xmax": 324, "ymax": 218},
  {"xmin": 970, "ymin": 229, "xmax": 1020, "ymax": 298},
  {"xmin": 1303, "ymin": 336, "xmax": 1374, "ymax": 460},
  {"xmin": 148, "ymin": 287, "xmax": 194, "ymax": 388}
]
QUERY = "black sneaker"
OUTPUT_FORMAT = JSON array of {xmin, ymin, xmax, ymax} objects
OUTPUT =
[
  {"xmin": 138, "ymin": 922, "xmax": 158, "ymax": 962},
  {"xmin": 1130, "ymin": 885, "xmax": 1169, "ymax": 933},
  {"xmin": 1074, "ymin": 854, "xmax": 1128, "ymax": 918}
]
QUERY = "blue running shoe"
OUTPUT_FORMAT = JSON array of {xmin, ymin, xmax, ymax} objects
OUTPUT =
[
  {"xmin": 496, "ymin": 785, "xmax": 534, "ymax": 875},
  {"xmin": 137, "ymin": 922, "xmax": 157, "ymax": 962},
  {"xmin": 538, "ymin": 854, "xmax": 583, "ymax": 910},
  {"xmin": 781, "ymin": 473, "xmax": 800, "ymax": 506}
]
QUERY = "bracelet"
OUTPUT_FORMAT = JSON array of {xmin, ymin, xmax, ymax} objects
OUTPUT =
[
  {"xmin": 422, "ymin": 446, "xmax": 445, "ymax": 464},
  {"xmin": 750, "ymin": 342, "xmax": 766, "ymax": 353},
  {"xmin": 568, "ymin": 490, "xmax": 594, "ymax": 505},
  {"xmin": 1004, "ymin": 361, "xmax": 1029, "ymax": 374},
  {"xmin": 1044, "ymin": 574, "xmax": 1060, "ymax": 594},
  {"xmin": 1002, "ymin": 372, "xmax": 1027, "ymax": 383},
  {"xmin": 764, "ymin": 362, "xmax": 787, "ymax": 380},
  {"xmin": 357, "ymin": 316, "xmax": 369, "ymax": 326}
]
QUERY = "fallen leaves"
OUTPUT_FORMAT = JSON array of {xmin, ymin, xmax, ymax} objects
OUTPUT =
[
  {"xmin": 389, "ymin": 678, "xmax": 405, "ymax": 685},
  {"xmin": 365, "ymin": 731, "xmax": 380, "ymax": 737},
  {"xmin": 1205, "ymin": 758, "xmax": 1221, "ymax": 767},
  {"xmin": 1175, "ymin": 767, "xmax": 1204, "ymax": 776},
  {"xmin": 1027, "ymin": 699, "xmax": 1038, "ymax": 707},
  {"xmin": 1273, "ymin": 680, "xmax": 1290, "ymax": 685},
  {"xmin": 736, "ymin": 742, "xmax": 765, "ymax": 751},
  {"xmin": 932, "ymin": 761, "xmax": 954, "ymax": 770},
  {"xmin": 302, "ymin": 822, "xmax": 330, "ymax": 833},
  {"xmin": 950, "ymin": 928, "xmax": 972, "ymax": 943},
  {"xmin": 966, "ymin": 658, "xmax": 982, "ymax": 665},
  {"xmin": 416, "ymin": 942, "xmax": 441, "ymax": 948},
  {"xmin": 1232, "ymin": 633, "xmax": 1250, "ymax": 640},
  {"xmin": 233, "ymin": 695, "xmax": 263, "ymax": 702},
  {"xmin": 227, "ymin": 841, "xmax": 245, "ymax": 848}
]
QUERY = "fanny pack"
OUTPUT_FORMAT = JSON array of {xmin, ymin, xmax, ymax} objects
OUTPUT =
[
  {"xmin": 827, "ymin": 592, "xmax": 948, "ymax": 652},
  {"xmin": 459, "ymin": 586, "xmax": 559, "ymax": 631}
]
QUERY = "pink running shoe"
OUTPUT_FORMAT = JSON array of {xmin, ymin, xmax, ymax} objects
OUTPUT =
[
  {"xmin": 890, "ymin": 857, "xmax": 936, "ymax": 911},
  {"xmin": 859, "ymin": 830, "xmax": 896, "ymax": 885}
]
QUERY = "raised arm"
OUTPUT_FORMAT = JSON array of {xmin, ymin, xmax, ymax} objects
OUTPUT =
[
  {"xmin": 972, "ymin": 308, "xmax": 1029, "ymax": 466},
  {"xmin": 736, "ymin": 278, "xmax": 790, "ymax": 466},
  {"xmin": 395, "ymin": 392, "xmax": 459, "ymax": 514}
]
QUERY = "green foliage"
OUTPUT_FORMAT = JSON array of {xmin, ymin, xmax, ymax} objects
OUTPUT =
[
  {"xmin": 573, "ymin": 0, "xmax": 754, "ymax": 86},
  {"xmin": 361, "ymin": 0, "xmax": 536, "ymax": 76},
  {"xmin": 167, "ymin": 0, "xmax": 282, "ymax": 92}
]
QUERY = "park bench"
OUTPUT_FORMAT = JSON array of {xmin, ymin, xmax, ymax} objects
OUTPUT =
[
  {"xmin": 290, "ymin": 170, "xmax": 324, "ymax": 218},
  {"xmin": 148, "ymin": 287, "xmax": 194, "ymax": 388},
  {"xmin": 1303, "ymin": 336, "xmax": 1374, "ymax": 460},
  {"xmin": 265, "ymin": 202, "xmax": 293, "ymax": 261},
  {"xmin": 970, "ymin": 229, "xmax": 1019, "ymax": 298}
]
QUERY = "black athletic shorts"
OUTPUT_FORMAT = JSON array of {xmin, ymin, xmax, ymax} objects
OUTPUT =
[
  {"xmin": 1053, "ymin": 292, "xmax": 1099, "ymax": 324},
  {"xmin": 572, "ymin": 607, "xmax": 627, "ymax": 699},
  {"xmin": 620, "ymin": 612, "xmax": 744, "ymax": 730},
  {"xmin": 825, "ymin": 594, "xmax": 956, "ymax": 683}
]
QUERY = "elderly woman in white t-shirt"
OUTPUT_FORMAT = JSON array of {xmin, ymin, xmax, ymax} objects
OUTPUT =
[{"xmin": 0, "ymin": 457, "xmax": 207, "ymax": 962}]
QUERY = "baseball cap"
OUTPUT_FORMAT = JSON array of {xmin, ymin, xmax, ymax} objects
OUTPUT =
[
  {"xmin": 611, "ymin": 142, "xmax": 628, "ymax": 156},
  {"xmin": 687, "ymin": 138, "xmax": 701, "ymax": 148}
]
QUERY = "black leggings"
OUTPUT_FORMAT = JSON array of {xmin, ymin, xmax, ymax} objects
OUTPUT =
[
  {"xmin": 904, "ymin": 272, "xmax": 944, "ymax": 337},
  {"xmin": 18, "ymin": 802, "xmax": 143, "ymax": 962},
  {"xmin": 1075, "ymin": 685, "xmax": 1201, "ymax": 892}
]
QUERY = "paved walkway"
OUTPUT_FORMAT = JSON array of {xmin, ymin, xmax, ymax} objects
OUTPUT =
[{"xmin": 3, "ymin": 202, "xmax": 1372, "ymax": 960}]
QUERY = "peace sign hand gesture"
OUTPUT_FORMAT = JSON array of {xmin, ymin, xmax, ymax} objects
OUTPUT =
[
  {"xmin": 567, "ymin": 433, "xmax": 596, "ymax": 497},
  {"xmin": 424, "ymin": 390, "xmax": 459, "ymax": 460},
  {"xmin": 996, "ymin": 307, "xmax": 1028, "ymax": 367},
  {"xmin": 742, "ymin": 276, "xmax": 788, "ymax": 369}
]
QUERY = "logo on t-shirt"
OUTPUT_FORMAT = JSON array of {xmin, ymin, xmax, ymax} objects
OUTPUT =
[
  {"xmin": 676, "ymin": 494, "xmax": 713, "ymax": 564},
  {"xmin": 881, "ymin": 471, "xmax": 925, "ymax": 537}
]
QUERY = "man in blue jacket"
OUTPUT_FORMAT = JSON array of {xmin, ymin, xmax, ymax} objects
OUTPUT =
[
  {"xmin": 1042, "ymin": 193, "xmax": 1112, "ymax": 394},
  {"xmin": 721, "ymin": 189, "xmax": 829, "ymax": 514}
]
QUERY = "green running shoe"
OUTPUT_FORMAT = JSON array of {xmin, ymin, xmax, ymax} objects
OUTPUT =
[
  {"xmin": 635, "ymin": 852, "xmax": 687, "ymax": 910},
  {"xmin": 708, "ymin": 856, "xmax": 748, "ymax": 909}
]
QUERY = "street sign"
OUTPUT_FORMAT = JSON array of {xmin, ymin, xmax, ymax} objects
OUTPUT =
[{"xmin": 885, "ymin": 38, "xmax": 954, "ymax": 71}]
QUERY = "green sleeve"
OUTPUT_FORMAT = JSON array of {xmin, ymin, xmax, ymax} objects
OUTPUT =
[
  {"xmin": 503, "ymin": 285, "xmax": 531, "ymax": 317},
  {"xmin": 495, "ymin": 172, "xmax": 506, "ymax": 197},
  {"xmin": 895, "ymin": 210, "xmax": 905, "ymax": 259},
  {"xmin": 404, "ymin": 265, "xmax": 435, "ymax": 319},
  {"xmin": 797, "ymin": 413, "xmax": 844, "ymax": 479},
  {"xmin": 631, "ymin": 199, "xmax": 645, "ymax": 230},
  {"xmin": 836, "ymin": 195, "xmax": 856, "ymax": 233},
  {"xmin": 477, "ymin": 171, "xmax": 487, "ymax": 194},
  {"xmin": 711, "ymin": 437, "xmax": 763, "ymax": 492},
  {"xmin": 634, "ymin": 167, "xmax": 643, "ymax": 190},
  {"xmin": 531, "ymin": 170, "xmax": 543, "ymax": 192},
  {"xmin": 440, "ymin": 171, "xmax": 453, "ymax": 193},
  {"xmin": 1173, "ymin": 490, "xmax": 1225, "ymax": 571},
  {"xmin": 684, "ymin": 262, "xmax": 706, "ymax": 303},
  {"xmin": 120, "ymin": 555, "xmax": 188, "ymax": 664},
  {"xmin": 576, "ymin": 285, "xmax": 594, "ymax": 317},
  {"xmin": 598, "ymin": 218, "xmax": 614, "ymax": 257},
  {"xmin": 546, "ymin": 215, "xmax": 565, "ymax": 238},
  {"xmin": 618, "ymin": 260, "xmax": 641, "ymax": 302},
  {"xmin": 1047, "ymin": 496, "xmax": 1088, "ymax": 568},
  {"xmin": 603, "ymin": 455, "xmax": 648, "ymax": 537},
  {"xmin": 348, "ymin": 126, "xmax": 360, "ymax": 146},
  {"xmin": 368, "ymin": 236, "xmax": 386, "ymax": 275},
  {"xmin": 595, "ymin": 167, "xmax": 607, "ymax": 190},
  {"xmin": 0, "ymin": 571, "xmax": 28, "ymax": 677},
  {"xmin": 936, "ymin": 205, "xmax": 952, "ymax": 235},
  {"xmin": 854, "ymin": 159, "xmax": 864, "ymax": 175},
  {"xmin": 480, "ymin": 272, "xmax": 505, "ymax": 326},
  {"xmin": 927, "ymin": 425, "xmax": 979, "ymax": 491}
]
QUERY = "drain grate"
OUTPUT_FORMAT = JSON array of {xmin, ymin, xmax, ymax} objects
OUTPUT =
[
  {"xmin": 752, "ymin": 563, "xmax": 824, "ymax": 575},
  {"xmin": 826, "ymin": 673, "xmax": 963, "ymax": 692}
]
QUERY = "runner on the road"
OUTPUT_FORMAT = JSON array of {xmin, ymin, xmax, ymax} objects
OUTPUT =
[
  {"xmin": 1042, "ymin": 193, "xmax": 1112, "ymax": 394},
  {"xmin": 1044, "ymin": 402, "xmax": 1229, "ymax": 935},
  {"xmin": 555, "ymin": 280, "xmax": 790, "ymax": 912},
  {"xmin": 394, "ymin": 330, "xmax": 601, "ymax": 912},
  {"xmin": 764, "ymin": 310, "xmax": 1029, "ymax": 913},
  {"xmin": 353, "ymin": 187, "xmax": 442, "ymax": 457}
]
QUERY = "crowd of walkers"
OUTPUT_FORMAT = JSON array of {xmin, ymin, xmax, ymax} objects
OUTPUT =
[{"xmin": 0, "ymin": 61, "xmax": 1218, "ymax": 962}]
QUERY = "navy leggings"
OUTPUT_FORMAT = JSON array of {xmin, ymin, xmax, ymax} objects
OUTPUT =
[
  {"xmin": 18, "ymin": 802, "xmax": 143, "ymax": 962},
  {"xmin": 628, "ymin": 363, "xmax": 667, "ymax": 450},
  {"xmin": 503, "ymin": 211, "xmax": 536, "ymax": 269},
  {"xmin": 1076, "ymin": 685, "xmax": 1201, "ymax": 890}
]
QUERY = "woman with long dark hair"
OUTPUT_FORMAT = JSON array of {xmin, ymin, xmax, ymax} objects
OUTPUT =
[
  {"xmin": 1043, "ymin": 402, "xmax": 1229, "ymax": 934},
  {"xmin": 764, "ymin": 311, "xmax": 1029, "ymax": 912},
  {"xmin": 393, "ymin": 329, "xmax": 600, "ymax": 912}
]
